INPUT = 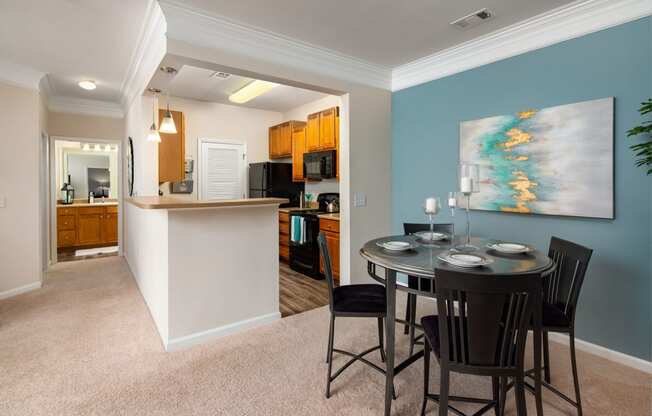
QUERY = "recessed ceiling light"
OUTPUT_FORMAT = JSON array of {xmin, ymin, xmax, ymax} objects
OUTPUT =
[
  {"xmin": 229, "ymin": 80, "xmax": 278, "ymax": 104},
  {"xmin": 78, "ymin": 80, "xmax": 96, "ymax": 90}
]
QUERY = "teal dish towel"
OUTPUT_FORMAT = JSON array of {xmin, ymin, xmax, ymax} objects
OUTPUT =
[{"xmin": 291, "ymin": 216, "xmax": 302, "ymax": 243}]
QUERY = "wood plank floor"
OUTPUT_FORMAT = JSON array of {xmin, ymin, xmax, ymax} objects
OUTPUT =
[{"xmin": 279, "ymin": 262, "xmax": 329, "ymax": 317}]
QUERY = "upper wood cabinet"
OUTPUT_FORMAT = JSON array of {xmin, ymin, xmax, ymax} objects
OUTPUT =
[
  {"xmin": 291, "ymin": 125, "xmax": 306, "ymax": 182},
  {"xmin": 306, "ymin": 107, "xmax": 339, "ymax": 152},
  {"xmin": 306, "ymin": 113, "xmax": 321, "ymax": 152},
  {"xmin": 269, "ymin": 120, "xmax": 305, "ymax": 159},
  {"xmin": 319, "ymin": 107, "xmax": 338, "ymax": 150},
  {"xmin": 158, "ymin": 109, "xmax": 185, "ymax": 183}
]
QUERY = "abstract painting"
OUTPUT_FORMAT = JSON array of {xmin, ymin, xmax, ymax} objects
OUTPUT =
[{"xmin": 459, "ymin": 98, "xmax": 614, "ymax": 219}]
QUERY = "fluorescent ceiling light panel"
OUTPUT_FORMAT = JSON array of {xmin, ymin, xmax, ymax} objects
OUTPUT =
[{"xmin": 229, "ymin": 80, "xmax": 278, "ymax": 104}]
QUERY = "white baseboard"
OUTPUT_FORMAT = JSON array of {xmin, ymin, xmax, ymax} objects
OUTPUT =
[
  {"xmin": 548, "ymin": 333, "xmax": 652, "ymax": 374},
  {"xmin": 165, "ymin": 312, "xmax": 281, "ymax": 352},
  {"xmin": 0, "ymin": 281, "xmax": 42, "ymax": 300}
]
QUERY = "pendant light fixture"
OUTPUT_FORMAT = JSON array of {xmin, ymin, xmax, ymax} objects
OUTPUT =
[
  {"xmin": 147, "ymin": 91, "xmax": 161, "ymax": 143},
  {"xmin": 159, "ymin": 92, "xmax": 177, "ymax": 134}
]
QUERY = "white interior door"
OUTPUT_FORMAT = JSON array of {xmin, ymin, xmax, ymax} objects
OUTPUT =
[{"xmin": 199, "ymin": 140, "xmax": 247, "ymax": 200}]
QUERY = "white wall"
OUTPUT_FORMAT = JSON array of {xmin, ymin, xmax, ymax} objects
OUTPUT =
[
  {"xmin": 281, "ymin": 95, "xmax": 342, "ymax": 197},
  {"xmin": 125, "ymin": 94, "xmax": 159, "ymax": 197},
  {"xmin": 160, "ymin": 96, "xmax": 283, "ymax": 198},
  {"xmin": 48, "ymin": 111, "xmax": 124, "ymax": 141},
  {"xmin": 0, "ymin": 81, "xmax": 42, "ymax": 296}
]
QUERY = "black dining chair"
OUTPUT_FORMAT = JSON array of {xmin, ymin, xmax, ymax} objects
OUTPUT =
[
  {"xmin": 403, "ymin": 223, "xmax": 454, "ymax": 355},
  {"xmin": 318, "ymin": 232, "xmax": 394, "ymax": 399},
  {"xmin": 525, "ymin": 237, "xmax": 593, "ymax": 416},
  {"xmin": 421, "ymin": 268, "xmax": 542, "ymax": 416}
]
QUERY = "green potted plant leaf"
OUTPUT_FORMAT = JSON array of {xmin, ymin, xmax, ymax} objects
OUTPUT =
[{"xmin": 627, "ymin": 98, "xmax": 652, "ymax": 174}]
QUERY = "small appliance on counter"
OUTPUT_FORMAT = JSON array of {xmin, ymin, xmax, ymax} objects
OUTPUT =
[
  {"xmin": 171, "ymin": 159, "xmax": 194, "ymax": 194},
  {"xmin": 249, "ymin": 162, "xmax": 304, "ymax": 207},
  {"xmin": 289, "ymin": 192, "xmax": 339, "ymax": 279}
]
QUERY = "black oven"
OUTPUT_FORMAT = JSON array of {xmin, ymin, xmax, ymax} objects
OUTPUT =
[{"xmin": 304, "ymin": 150, "xmax": 336, "ymax": 180}]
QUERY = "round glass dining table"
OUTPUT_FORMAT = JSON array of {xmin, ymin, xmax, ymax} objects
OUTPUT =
[{"xmin": 359, "ymin": 235, "xmax": 554, "ymax": 416}]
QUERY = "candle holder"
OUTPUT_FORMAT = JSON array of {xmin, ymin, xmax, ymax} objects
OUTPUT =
[
  {"xmin": 422, "ymin": 196, "xmax": 441, "ymax": 243},
  {"xmin": 455, "ymin": 163, "xmax": 480, "ymax": 252}
]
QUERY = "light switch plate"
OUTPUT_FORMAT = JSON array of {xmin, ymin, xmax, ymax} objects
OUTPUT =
[
  {"xmin": 0, "ymin": 195, "xmax": 5, "ymax": 208},
  {"xmin": 353, "ymin": 192, "xmax": 366, "ymax": 207}
]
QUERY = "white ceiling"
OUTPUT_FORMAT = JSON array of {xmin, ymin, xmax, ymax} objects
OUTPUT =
[
  {"xmin": 0, "ymin": 0, "xmax": 150, "ymax": 102},
  {"xmin": 170, "ymin": 0, "xmax": 576, "ymax": 67},
  {"xmin": 150, "ymin": 65, "xmax": 330, "ymax": 112}
]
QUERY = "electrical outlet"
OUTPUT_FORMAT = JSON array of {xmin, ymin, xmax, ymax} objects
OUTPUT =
[{"xmin": 353, "ymin": 192, "xmax": 366, "ymax": 207}]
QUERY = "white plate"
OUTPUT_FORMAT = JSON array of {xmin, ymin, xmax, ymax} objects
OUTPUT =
[
  {"xmin": 415, "ymin": 231, "xmax": 448, "ymax": 241},
  {"xmin": 488, "ymin": 242, "xmax": 531, "ymax": 254},
  {"xmin": 438, "ymin": 253, "xmax": 493, "ymax": 268},
  {"xmin": 376, "ymin": 241, "xmax": 413, "ymax": 251}
]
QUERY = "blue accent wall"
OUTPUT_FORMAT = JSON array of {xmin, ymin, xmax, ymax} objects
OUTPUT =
[{"xmin": 392, "ymin": 17, "xmax": 652, "ymax": 360}]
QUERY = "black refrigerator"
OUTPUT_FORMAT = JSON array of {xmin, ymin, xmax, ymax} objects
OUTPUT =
[{"xmin": 248, "ymin": 162, "xmax": 304, "ymax": 207}]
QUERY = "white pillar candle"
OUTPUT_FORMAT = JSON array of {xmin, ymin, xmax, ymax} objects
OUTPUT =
[
  {"xmin": 425, "ymin": 197, "xmax": 438, "ymax": 214},
  {"xmin": 460, "ymin": 177, "xmax": 473, "ymax": 193}
]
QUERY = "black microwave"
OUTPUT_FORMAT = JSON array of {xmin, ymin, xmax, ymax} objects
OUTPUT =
[{"xmin": 304, "ymin": 150, "xmax": 336, "ymax": 180}]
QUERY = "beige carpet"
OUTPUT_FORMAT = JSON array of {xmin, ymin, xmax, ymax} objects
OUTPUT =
[{"xmin": 0, "ymin": 257, "xmax": 650, "ymax": 415}]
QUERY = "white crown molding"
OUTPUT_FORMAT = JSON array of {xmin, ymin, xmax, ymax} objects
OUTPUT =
[
  {"xmin": 48, "ymin": 96, "xmax": 124, "ymax": 119},
  {"xmin": 0, "ymin": 59, "xmax": 44, "ymax": 91},
  {"xmin": 158, "ymin": 0, "xmax": 392, "ymax": 90},
  {"xmin": 392, "ymin": 0, "xmax": 652, "ymax": 91},
  {"xmin": 120, "ymin": 0, "xmax": 167, "ymax": 112}
]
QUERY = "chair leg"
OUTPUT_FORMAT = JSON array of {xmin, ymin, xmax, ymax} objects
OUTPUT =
[
  {"xmin": 404, "ymin": 293, "xmax": 413, "ymax": 335},
  {"xmin": 499, "ymin": 377, "xmax": 507, "ymax": 416},
  {"xmin": 422, "ymin": 340, "xmax": 431, "ymax": 416},
  {"xmin": 543, "ymin": 330, "xmax": 551, "ymax": 383},
  {"xmin": 325, "ymin": 315, "xmax": 335, "ymax": 398},
  {"xmin": 515, "ymin": 374, "xmax": 527, "ymax": 416},
  {"xmin": 326, "ymin": 314, "xmax": 334, "ymax": 364},
  {"xmin": 378, "ymin": 317, "xmax": 386, "ymax": 362},
  {"xmin": 409, "ymin": 294, "xmax": 417, "ymax": 356},
  {"xmin": 569, "ymin": 329, "xmax": 584, "ymax": 416},
  {"xmin": 439, "ymin": 366, "xmax": 450, "ymax": 416},
  {"xmin": 492, "ymin": 377, "xmax": 500, "ymax": 416}
]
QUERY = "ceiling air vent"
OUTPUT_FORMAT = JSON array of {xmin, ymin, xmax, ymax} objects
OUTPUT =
[
  {"xmin": 210, "ymin": 71, "xmax": 231, "ymax": 79},
  {"xmin": 450, "ymin": 8, "xmax": 494, "ymax": 30}
]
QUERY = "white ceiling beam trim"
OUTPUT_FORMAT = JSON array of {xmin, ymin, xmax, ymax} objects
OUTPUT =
[
  {"xmin": 159, "ymin": 0, "xmax": 392, "ymax": 91},
  {"xmin": 120, "ymin": 0, "xmax": 168, "ymax": 112},
  {"xmin": 0, "ymin": 58, "xmax": 45, "ymax": 91},
  {"xmin": 392, "ymin": 0, "xmax": 652, "ymax": 91},
  {"xmin": 48, "ymin": 96, "xmax": 124, "ymax": 119}
]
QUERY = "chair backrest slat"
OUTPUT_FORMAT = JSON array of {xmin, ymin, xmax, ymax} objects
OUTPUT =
[
  {"xmin": 435, "ymin": 268, "xmax": 540, "ymax": 370},
  {"xmin": 546, "ymin": 237, "xmax": 593, "ymax": 321},
  {"xmin": 317, "ymin": 232, "xmax": 336, "ymax": 312}
]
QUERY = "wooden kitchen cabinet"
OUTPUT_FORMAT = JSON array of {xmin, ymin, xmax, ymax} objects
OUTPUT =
[
  {"xmin": 57, "ymin": 205, "xmax": 118, "ymax": 249},
  {"xmin": 158, "ymin": 109, "xmax": 185, "ymax": 183},
  {"xmin": 279, "ymin": 211, "xmax": 290, "ymax": 262},
  {"xmin": 269, "ymin": 121, "xmax": 304, "ymax": 159},
  {"xmin": 319, "ymin": 218, "xmax": 340, "ymax": 282},
  {"xmin": 291, "ymin": 125, "xmax": 306, "ymax": 182},
  {"xmin": 306, "ymin": 112, "xmax": 321, "ymax": 152},
  {"xmin": 306, "ymin": 107, "xmax": 339, "ymax": 152}
]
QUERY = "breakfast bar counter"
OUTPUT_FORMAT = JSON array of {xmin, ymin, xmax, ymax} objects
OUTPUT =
[{"xmin": 125, "ymin": 196, "xmax": 288, "ymax": 351}]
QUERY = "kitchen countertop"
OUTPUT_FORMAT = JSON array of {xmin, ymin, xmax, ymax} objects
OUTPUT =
[
  {"xmin": 57, "ymin": 201, "xmax": 119, "ymax": 207},
  {"xmin": 278, "ymin": 207, "xmax": 318, "ymax": 213},
  {"xmin": 317, "ymin": 213, "xmax": 340, "ymax": 221},
  {"xmin": 126, "ymin": 196, "xmax": 289, "ymax": 210}
]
